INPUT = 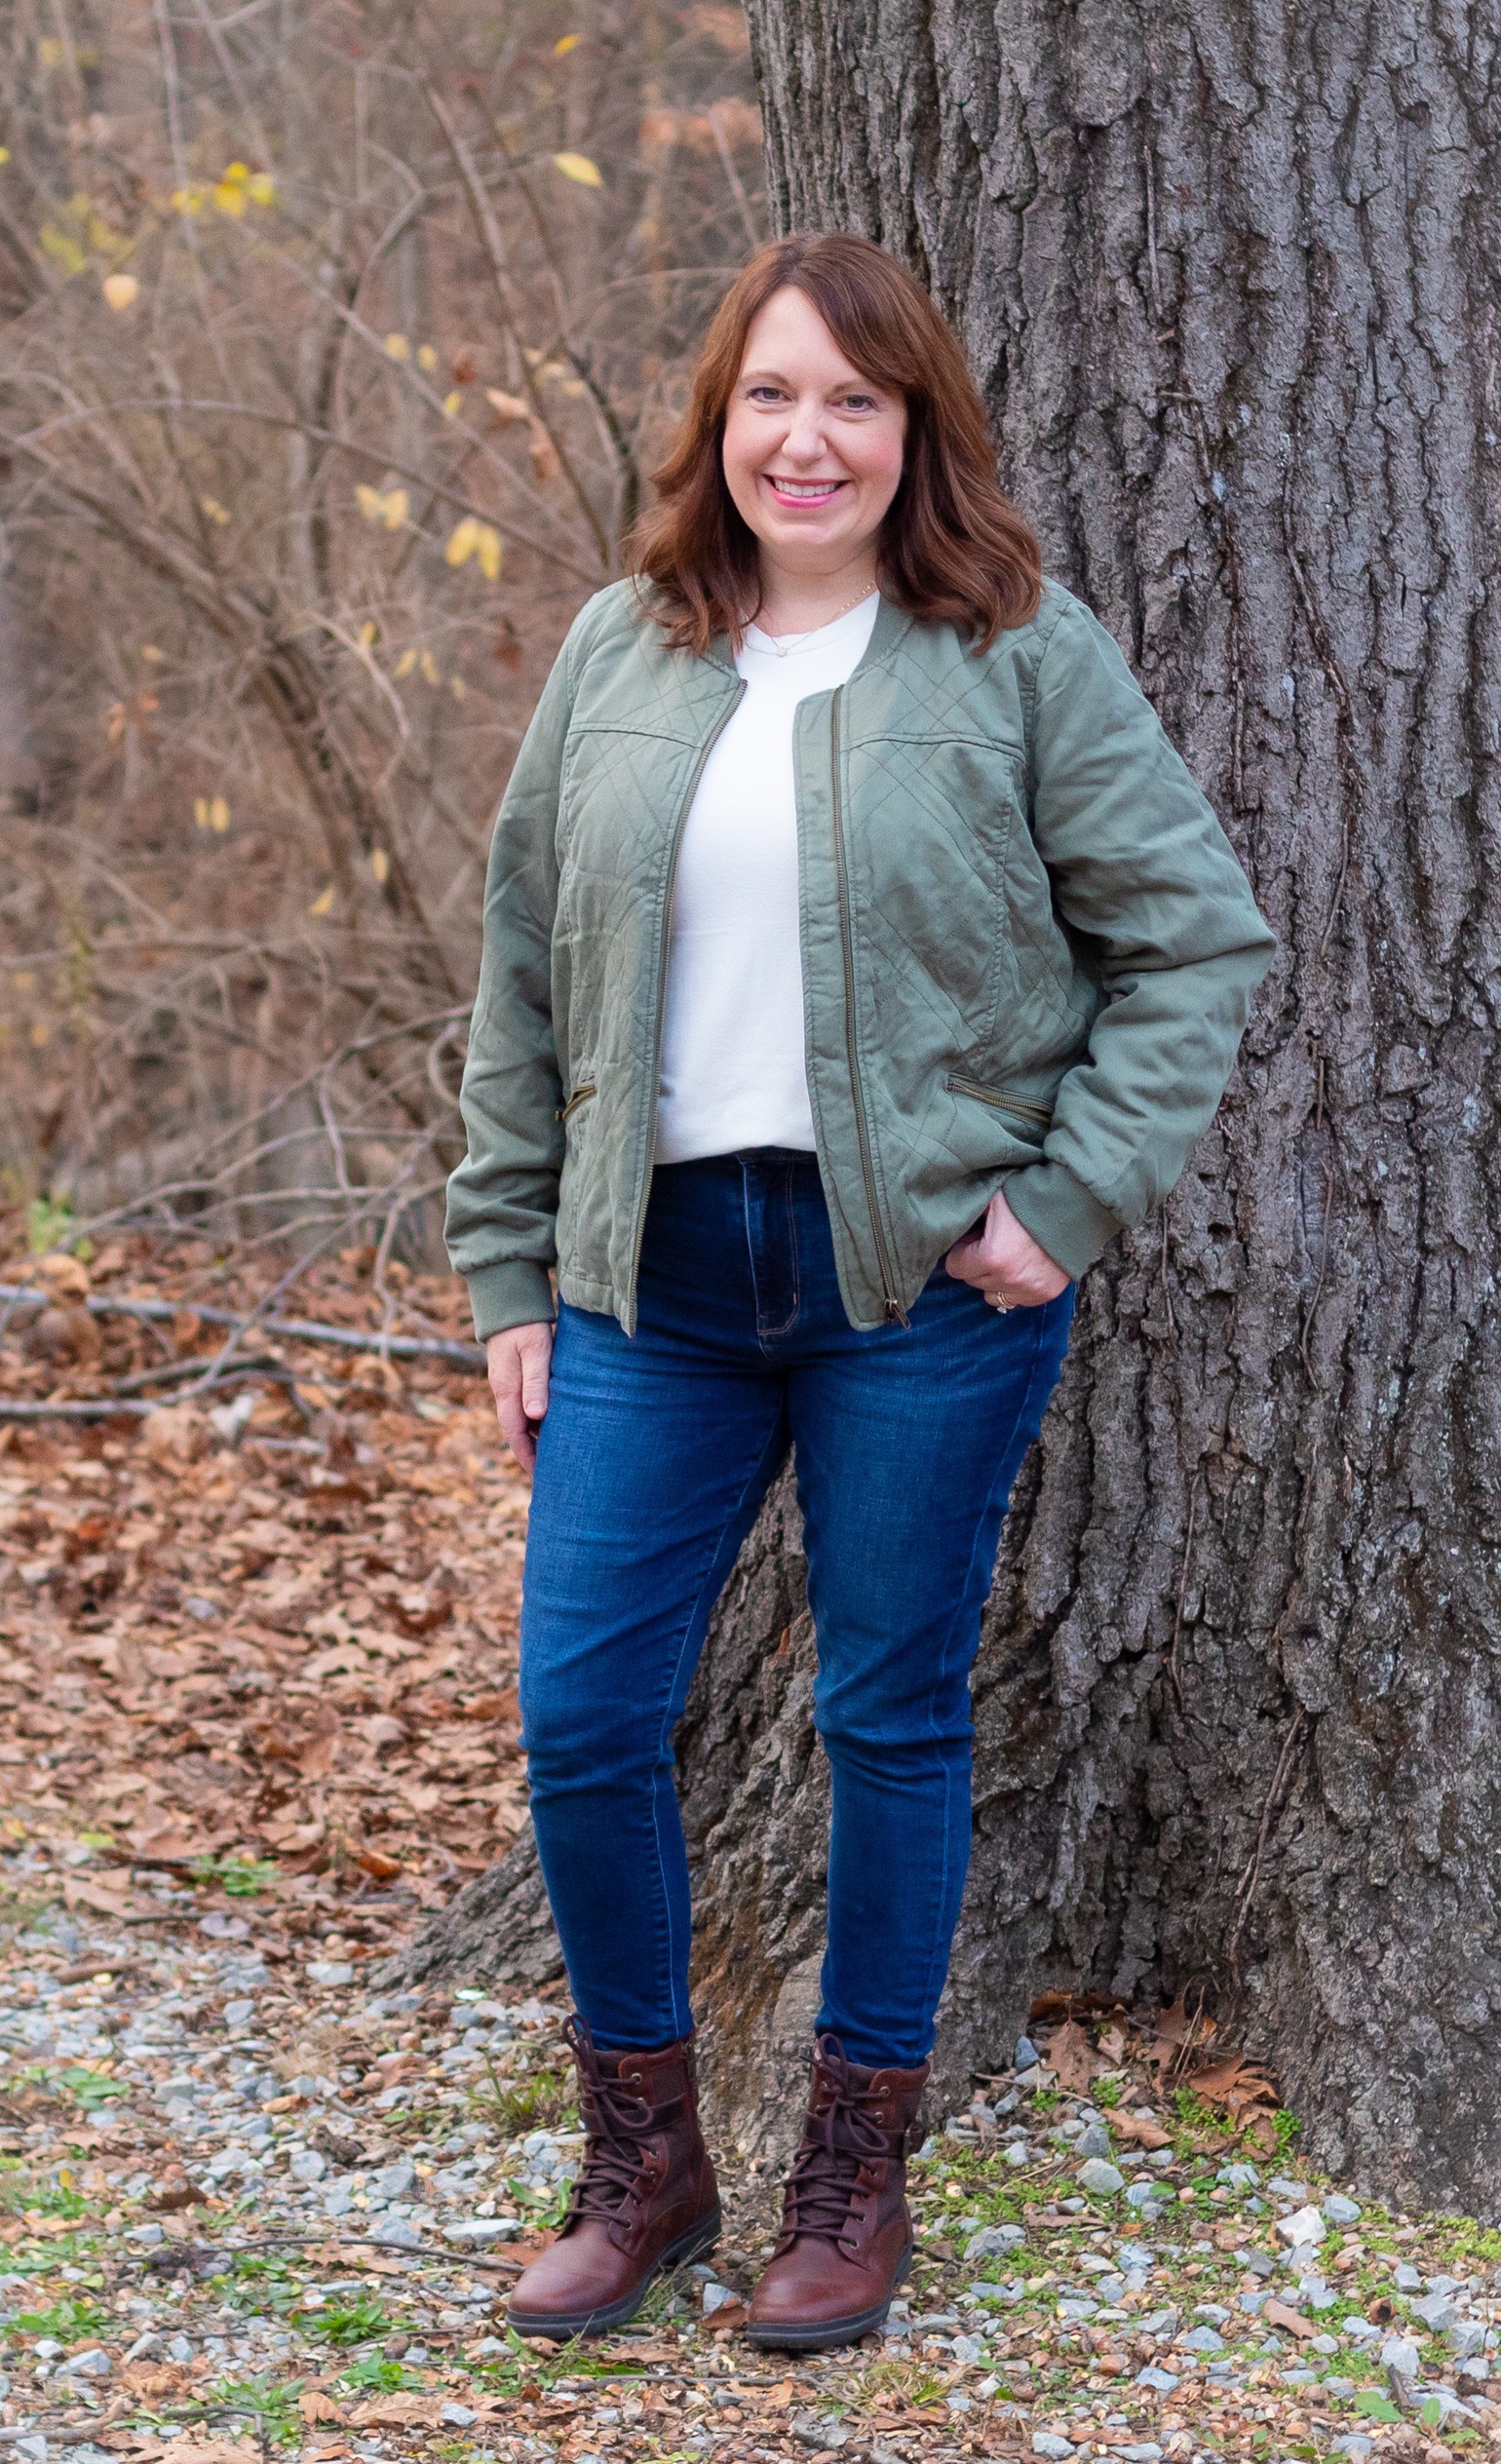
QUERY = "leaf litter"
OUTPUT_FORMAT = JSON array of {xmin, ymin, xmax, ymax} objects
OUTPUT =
[{"xmin": 4, "ymin": 1234, "xmax": 1501, "ymax": 2464}]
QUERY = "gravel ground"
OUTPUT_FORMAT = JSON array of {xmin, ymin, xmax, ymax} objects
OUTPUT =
[{"xmin": 1, "ymin": 1832, "xmax": 1499, "ymax": 2464}]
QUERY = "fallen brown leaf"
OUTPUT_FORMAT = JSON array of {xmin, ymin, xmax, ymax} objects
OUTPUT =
[
  {"xmin": 1111, "ymin": 2109, "xmax": 1173, "ymax": 2151},
  {"xmin": 1263, "ymin": 2298, "xmax": 1318, "ymax": 2340},
  {"xmin": 1044, "ymin": 2019, "xmax": 1100, "ymax": 2094},
  {"xmin": 299, "ymin": 2390, "xmax": 346, "ymax": 2424}
]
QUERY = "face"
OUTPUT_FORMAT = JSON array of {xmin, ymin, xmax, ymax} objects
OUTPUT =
[{"xmin": 720, "ymin": 285, "xmax": 907, "ymax": 575}]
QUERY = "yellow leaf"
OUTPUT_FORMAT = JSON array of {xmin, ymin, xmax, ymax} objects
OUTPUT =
[
  {"xmin": 384, "ymin": 331, "xmax": 410, "ymax": 361},
  {"xmin": 30, "ymin": 1021, "xmax": 49, "ymax": 1048},
  {"xmin": 213, "ymin": 181, "xmax": 247, "ymax": 216},
  {"xmin": 0, "ymin": 148, "xmax": 10, "ymax": 165},
  {"xmin": 381, "ymin": 487, "xmax": 408, "ymax": 531},
  {"xmin": 172, "ymin": 186, "xmax": 202, "ymax": 214},
  {"xmin": 419, "ymin": 650, "xmax": 439, "ymax": 685},
  {"xmin": 140, "ymin": 645, "xmax": 165, "ymax": 663},
  {"xmin": 484, "ymin": 388, "xmax": 528, "ymax": 423},
  {"xmin": 370, "ymin": 847, "xmax": 390, "ymax": 885},
  {"xmin": 475, "ymin": 521, "xmax": 502, "ymax": 581},
  {"xmin": 393, "ymin": 648, "xmax": 417, "ymax": 678},
  {"xmin": 554, "ymin": 31, "xmax": 581, "ymax": 53},
  {"xmin": 357, "ymin": 619, "xmax": 377, "ymax": 648},
  {"xmin": 416, "ymin": 343, "xmax": 438, "ymax": 372},
  {"xmin": 246, "ymin": 173, "xmax": 275, "ymax": 207},
  {"xmin": 101, "ymin": 272, "xmax": 137, "ymax": 310},
  {"xmin": 193, "ymin": 797, "xmax": 209, "ymax": 829},
  {"xmin": 443, "ymin": 390, "xmax": 463, "ymax": 418},
  {"xmin": 221, "ymin": 161, "xmax": 250, "ymax": 183},
  {"xmin": 200, "ymin": 496, "xmax": 231, "ymax": 526},
  {"xmin": 355, "ymin": 484, "xmax": 383, "ymax": 522},
  {"xmin": 450, "ymin": 676, "xmax": 467, "ymax": 700},
  {"xmin": 444, "ymin": 516, "xmax": 480, "ymax": 568},
  {"xmin": 209, "ymin": 795, "xmax": 230, "ymax": 834},
  {"xmin": 553, "ymin": 151, "xmax": 602, "ymax": 188},
  {"xmin": 308, "ymin": 884, "xmax": 334, "ymax": 916}
]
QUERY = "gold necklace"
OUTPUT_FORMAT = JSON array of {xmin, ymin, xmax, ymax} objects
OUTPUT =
[{"xmin": 750, "ymin": 583, "xmax": 877, "ymax": 658}]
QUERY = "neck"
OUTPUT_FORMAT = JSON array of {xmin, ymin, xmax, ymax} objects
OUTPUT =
[{"xmin": 752, "ymin": 553, "xmax": 879, "ymax": 637}]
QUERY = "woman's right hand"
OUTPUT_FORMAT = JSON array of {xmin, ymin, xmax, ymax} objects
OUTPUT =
[{"xmin": 485, "ymin": 1321, "xmax": 554, "ymax": 1473}]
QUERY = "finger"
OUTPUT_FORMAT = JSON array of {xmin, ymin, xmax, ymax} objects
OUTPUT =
[
  {"xmin": 497, "ymin": 1393, "xmax": 537, "ymax": 1473},
  {"xmin": 519, "ymin": 1338, "xmax": 552, "ymax": 1423}
]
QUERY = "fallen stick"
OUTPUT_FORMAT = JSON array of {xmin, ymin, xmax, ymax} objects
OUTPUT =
[{"xmin": 0, "ymin": 1284, "xmax": 485, "ymax": 1370}]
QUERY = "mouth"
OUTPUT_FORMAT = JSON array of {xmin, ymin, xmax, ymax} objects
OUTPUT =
[{"xmin": 761, "ymin": 475, "xmax": 846, "ymax": 505}]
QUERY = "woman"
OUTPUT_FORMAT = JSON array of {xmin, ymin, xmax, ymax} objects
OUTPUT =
[{"xmin": 446, "ymin": 234, "xmax": 1273, "ymax": 2350}]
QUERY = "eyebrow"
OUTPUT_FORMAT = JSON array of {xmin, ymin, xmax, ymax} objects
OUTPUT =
[{"xmin": 738, "ymin": 365, "xmax": 880, "ymax": 391}]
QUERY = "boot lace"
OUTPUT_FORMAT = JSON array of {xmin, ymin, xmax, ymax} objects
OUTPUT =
[
  {"xmin": 781, "ymin": 2035, "xmax": 892, "ymax": 2245},
  {"xmin": 563, "ymin": 2016, "xmax": 661, "ymax": 2226}
]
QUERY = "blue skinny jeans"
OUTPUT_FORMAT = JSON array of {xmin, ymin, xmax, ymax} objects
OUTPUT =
[{"xmin": 519, "ymin": 1148, "xmax": 1074, "ymax": 2069}]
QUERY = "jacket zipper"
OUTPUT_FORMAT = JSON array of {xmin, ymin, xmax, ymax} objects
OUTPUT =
[
  {"xmin": 943, "ymin": 1073, "xmax": 1053, "ymax": 1130},
  {"xmin": 555, "ymin": 1082, "xmax": 597, "ymax": 1124},
  {"xmin": 830, "ymin": 690, "xmax": 907, "ymax": 1327},
  {"xmin": 625, "ymin": 676, "xmax": 748, "ymax": 1320}
]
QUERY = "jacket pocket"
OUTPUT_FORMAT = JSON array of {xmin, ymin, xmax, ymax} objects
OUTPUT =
[
  {"xmin": 944, "ymin": 1072, "xmax": 1052, "ymax": 1137},
  {"xmin": 555, "ymin": 1081, "xmax": 597, "ymax": 1124}
]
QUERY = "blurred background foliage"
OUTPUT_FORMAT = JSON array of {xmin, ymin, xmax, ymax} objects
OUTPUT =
[{"xmin": 0, "ymin": 0, "xmax": 763, "ymax": 1271}]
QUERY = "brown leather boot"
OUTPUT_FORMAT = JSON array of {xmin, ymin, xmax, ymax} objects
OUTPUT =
[
  {"xmin": 506, "ymin": 2016, "xmax": 720, "ymax": 2339},
  {"xmin": 747, "ymin": 2034, "xmax": 928, "ymax": 2351}
]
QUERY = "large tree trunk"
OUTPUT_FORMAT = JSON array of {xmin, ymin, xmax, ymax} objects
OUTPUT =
[{"xmin": 393, "ymin": 0, "xmax": 1501, "ymax": 2213}]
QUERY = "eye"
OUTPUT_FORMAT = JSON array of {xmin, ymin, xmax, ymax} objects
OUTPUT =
[
  {"xmin": 837, "ymin": 390, "xmax": 880, "ymax": 412},
  {"xmin": 745, "ymin": 384, "xmax": 787, "ymax": 404}
]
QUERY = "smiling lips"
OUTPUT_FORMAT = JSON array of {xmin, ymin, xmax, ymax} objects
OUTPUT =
[{"xmin": 762, "ymin": 475, "xmax": 846, "ymax": 503}]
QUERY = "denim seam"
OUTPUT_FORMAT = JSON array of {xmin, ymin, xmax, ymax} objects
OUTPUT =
[{"xmin": 646, "ymin": 1405, "xmax": 789, "ymax": 2038}]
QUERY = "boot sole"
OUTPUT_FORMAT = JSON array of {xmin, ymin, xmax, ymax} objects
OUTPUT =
[
  {"xmin": 745, "ymin": 2236, "xmax": 912, "ymax": 2352},
  {"xmin": 507, "ymin": 2201, "xmax": 722, "ymax": 2341}
]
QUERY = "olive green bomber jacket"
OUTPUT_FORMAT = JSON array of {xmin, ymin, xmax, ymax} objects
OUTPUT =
[{"xmin": 445, "ymin": 579, "xmax": 1275, "ymax": 1338}]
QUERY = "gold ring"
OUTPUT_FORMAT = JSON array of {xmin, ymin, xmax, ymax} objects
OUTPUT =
[{"xmin": 988, "ymin": 1292, "xmax": 1015, "ymax": 1313}]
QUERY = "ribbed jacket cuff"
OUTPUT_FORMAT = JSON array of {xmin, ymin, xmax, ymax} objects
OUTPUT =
[
  {"xmin": 465, "ymin": 1259, "xmax": 557, "ymax": 1341},
  {"xmin": 1004, "ymin": 1161, "xmax": 1125, "ymax": 1281}
]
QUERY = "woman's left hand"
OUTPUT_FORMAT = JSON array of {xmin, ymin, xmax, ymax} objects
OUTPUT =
[{"xmin": 945, "ymin": 1186, "xmax": 1070, "ymax": 1309}]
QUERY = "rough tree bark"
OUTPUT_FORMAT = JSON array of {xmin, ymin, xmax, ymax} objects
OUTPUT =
[{"xmin": 392, "ymin": 0, "xmax": 1501, "ymax": 2212}]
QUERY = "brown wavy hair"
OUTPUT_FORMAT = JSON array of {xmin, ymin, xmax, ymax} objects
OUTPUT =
[{"xmin": 628, "ymin": 233, "xmax": 1042, "ymax": 655}]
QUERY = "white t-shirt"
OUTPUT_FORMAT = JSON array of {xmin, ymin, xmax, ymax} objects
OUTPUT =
[{"xmin": 655, "ymin": 592, "xmax": 881, "ymax": 1165}]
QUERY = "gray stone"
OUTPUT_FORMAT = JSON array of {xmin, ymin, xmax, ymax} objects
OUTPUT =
[
  {"xmin": 1075, "ymin": 2123, "xmax": 1112, "ymax": 2161},
  {"xmin": 166, "ymin": 2335, "xmax": 196, "ymax": 2365},
  {"xmin": 125, "ymin": 2221, "xmax": 164, "ymax": 2247},
  {"xmin": 438, "ymin": 2406, "xmax": 475, "ymax": 2429},
  {"xmin": 964, "ymin": 2223, "xmax": 1025, "ymax": 2260},
  {"xmin": 369, "ymin": 2215, "xmax": 424, "ymax": 2250},
  {"xmin": 1393, "ymin": 2261, "xmax": 1423, "ymax": 2291},
  {"xmin": 289, "ymin": 2147, "xmax": 327, "ymax": 2183},
  {"xmin": 222, "ymin": 1998, "xmax": 256, "ymax": 2031},
  {"xmin": 1029, "ymin": 2438, "xmax": 1074, "ymax": 2461},
  {"xmin": 1274, "ymin": 2205, "xmax": 1327, "ymax": 2248},
  {"xmin": 1078, "ymin": 2158, "xmax": 1125, "ymax": 2196},
  {"xmin": 1447, "ymin": 2320, "xmax": 1487, "ymax": 2358},
  {"xmin": 1014, "ymin": 2037, "xmax": 1039, "ymax": 2071},
  {"xmin": 1194, "ymin": 2303, "xmax": 1231, "ymax": 2325},
  {"xmin": 1343, "ymin": 2318, "xmax": 1381, "ymax": 2345},
  {"xmin": 1309, "ymin": 2332, "xmax": 1340, "ymax": 2355},
  {"xmin": 1135, "ymin": 2366, "xmax": 1179, "ymax": 2393},
  {"xmin": 1177, "ymin": 2325, "xmax": 1224, "ymax": 2354},
  {"xmin": 306, "ymin": 1959, "xmax": 355, "ymax": 1986},
  {"xmin": 369, "ymin": 2157, "xmax": 417, "ymax": 2204},
  {"xmin": 1408, "ymin": 2291, "xmax": 1461, "ymax": 2331},
  {"xmin": 442, "ymin": 2218, "xmax": 522, "ymax": 2245},
  {"xmin": 56, "ymin": 2350, "xmax": 110, "ymax": 2380},
  {"xmin": 1322, "ymin": 2193, "xmax": 1361, "ymax": 2224},
  {"xmin": 1380, "ymin": 2336, "xmax": 1420, "ymax": 2378}
]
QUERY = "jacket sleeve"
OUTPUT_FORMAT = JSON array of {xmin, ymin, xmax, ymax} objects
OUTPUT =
[
  {"xmin": 1002, "ymin": 594, "xmax": 1277, "ymax": 1281},
  {"xmin": 443, "ymin": 632, "xmax": 578, "ymax": 1339}
]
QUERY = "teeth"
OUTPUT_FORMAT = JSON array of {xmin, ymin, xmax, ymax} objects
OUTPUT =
[{"xmin": 770, "ymin": 479, "xmax": 839, "ymax": 497}]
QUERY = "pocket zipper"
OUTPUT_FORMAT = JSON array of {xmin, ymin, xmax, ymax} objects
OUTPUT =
[
  {"xmin": 556, "ymin": 1082, "xmax": 597, "ymax": 1124},
  {"xmin": 944, "ymin": 1073, "xmax": 1052, "ymax": 1130}
]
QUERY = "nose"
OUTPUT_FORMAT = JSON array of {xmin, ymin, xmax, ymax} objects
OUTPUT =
[{"xmin": 780, "ymin": 398, "xmax": 830, "ymax": 466}]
